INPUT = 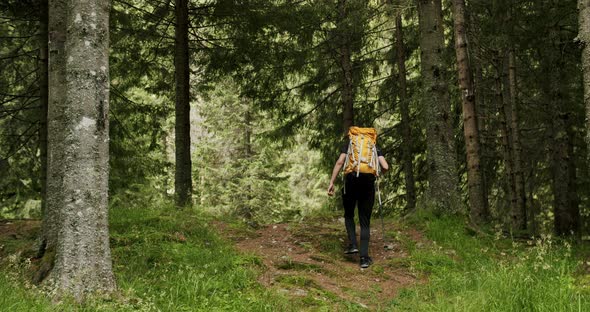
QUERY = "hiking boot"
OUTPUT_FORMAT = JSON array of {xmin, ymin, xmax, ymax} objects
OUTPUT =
[
  {"xmin": 360, "ymin": 256, "xmax": 373, "ymax": 268},
  {"xmin": 344, "ymin": 245, "xmax": 359, "ymax": 254}
]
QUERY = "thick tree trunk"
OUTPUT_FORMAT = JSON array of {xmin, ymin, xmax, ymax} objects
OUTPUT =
[
  {"xmin": 417, "ymin": 0, "xmax": 460, "ymax": 213},
  {"xmin": 507, "ymin": 49, "xmax": 527, "ymax": 231},
  {"xmin": 580, "ymin": 0, "xmax": 590, "ymax": 172},
  {"xmin": 174, "ymin": 0, "xmax": 192, "ymax": 207},
  {"xmin": 395, "ymin": 15, "xmax": 416, "ymax": 212},
  {"xmin": 46, "ymin": 0, "xmax": 116, "ymax": 299},
  {"xmin": 338, "ymin": 0, "xmax": 354, "ymax": 134},
  {"xmin": 451, "ymin": 0, "xmax": 487, "ymax": 223}
]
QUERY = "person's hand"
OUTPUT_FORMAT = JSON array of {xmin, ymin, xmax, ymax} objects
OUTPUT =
[{"xmin": 327, "ymin": 182, "xmax": 335, "ymax": 196}]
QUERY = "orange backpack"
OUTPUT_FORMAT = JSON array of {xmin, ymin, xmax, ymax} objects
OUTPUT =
[{"xmin": 343, "ymin": 127, "xmax": 380, "ymax": 177}]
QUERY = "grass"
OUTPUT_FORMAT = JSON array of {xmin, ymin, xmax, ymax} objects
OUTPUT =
[
  {"xmin": 0, "ymin": 198, "xmax": 298, "ymax": 311},
  {"xmin": 388, "ymin": 213, "xmax": 590, "ymax": 311},
  {"xmin": 1, "ymin": 198, "xmax": 590, "ymax": 311}
]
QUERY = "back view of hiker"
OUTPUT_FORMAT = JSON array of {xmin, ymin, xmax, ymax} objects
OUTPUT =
[{"xmin": 327, "ymin": 126, "xmax": 389, "ymax": 268}]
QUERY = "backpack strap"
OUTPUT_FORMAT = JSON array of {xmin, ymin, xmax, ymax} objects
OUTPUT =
[
  {"xmin": 357, "ymin": 135, "xmax": 364, "ymax": 177},
  {"xmin": 342, "ymin": 139, "xmax": 352, "ymax": 194}
]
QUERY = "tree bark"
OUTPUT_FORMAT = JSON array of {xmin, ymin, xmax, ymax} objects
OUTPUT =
[
  {"xmin": 548, "ymin": 7, "xmax": 580, "ymax": 236},
  {"xmin": 549, "ymin": 63, "xmax": 580, "ymax": 236},
  {"xmin": 494, "ymin": 53, "xmax": 516, "ymax": 223},
  {"xmin": 580, "ymin": 0, "xmax": 590, "ymax": 173},
  {"xmin": 174, "ymin": 0, "xmax": 192, "ymax": 207},
  {"xmin": 417, "ymin": 0, "xmax": 461, "ymax": 213},
  {"xmin": 41, "ymin": 0, "xmax": 67, "ymax": 274},
  {"xmin": 395, "ymin": 14, "xmax": 416, "ymax": 212},
  {"xmin": 37, "ymin": 0, "xmax": 49, "ymax": 259},
  {"xmin": 551, "ymin": 112, "xmax": 577, "ymax": 236},
  {"xmin": 507, "ymin": 49, "xmax": 527, "ymax": 231},
  {"xmin": 46, "ymin": 0, "xmax": 116, "ymax": 299},
  {"xmin": 338, "ymin": 0, "xmax": 354, "ymax": 134},
  {"xmin": 451, "ymin": 0, "xmax": 488, "ymax": 223}
]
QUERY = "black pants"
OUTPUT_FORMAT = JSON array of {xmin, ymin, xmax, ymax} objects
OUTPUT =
[{"xmin": 343, "ymin": 173, "xmax": 375, "ymax": 257}]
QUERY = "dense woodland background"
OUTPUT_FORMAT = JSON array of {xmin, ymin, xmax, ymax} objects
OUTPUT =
[{"xmin": 2, "ymin": 0, "xmax": 590, "ymax": 309}]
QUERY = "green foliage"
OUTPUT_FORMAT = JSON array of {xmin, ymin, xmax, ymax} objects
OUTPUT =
[
  {"xmin": 193, "ymin": 80, "xmax": 327, "ymax": 223},
  {"xmin": 0, "ymin": 1, "xmax": 43, "ymax": 217},
  {"xmin": 109, "ymin": 88, "xmax": 171, "ymax": 193}
]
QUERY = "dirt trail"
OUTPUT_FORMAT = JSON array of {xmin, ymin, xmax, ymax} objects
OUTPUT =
[{"xmin": 215, "ymin": 217, "xmax": 425, "ymax": 309}]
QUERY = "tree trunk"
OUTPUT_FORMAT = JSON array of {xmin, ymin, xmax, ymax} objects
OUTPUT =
[
  {"xmin": 549, "ymin": 64, "xmax": 580, "ymax": 236},
  {"xmin": 241, "ymin": 106, "xmax": 253, "ymax": 220},
  {"xmin": 551, "ymin": 112, "xmax": 576, "ymax": 236},
  {"xmin": 39, "ymin": 0, "xmax": 67, "ymax": 280},
  {"xmin": 395, "ymin": 14, "xmax": 416, "ymax": 212},
  {"xmin": 507, "ymin": 49, "xmax": 527, "ymax": 231},
  {"xmin": 494, "ymin": 53, "xmax": 516, "ymax": 223},
  {"xmin": 451, "ymin": 0, "xmax": 487, "ymax": 223},
  {"xmin": 174, "ymin": 0, "xmax": 192, "ymax": 207},
  {"xmin": 417, "ymin": 0, "xmax": 460, "ymax": 213},
  {"xmin": 37, "ymin": 0, "xmax": 49, "ymax": 259},
  {"xmin": 567, "ymin": 124, "xmax": 580, "ymax": 233},
  {"xmin": 47, "ymin": 0, "xmax": 116, "ymax": 299},
  {"xmin": 338, "ymin": 0, "xmax": 354, "ymax": 134},
  {"xmin": 548, "ymin": 10, "xmax": 580, "ymax": 236},
  {"xmin": 580, "ymin": 0, "xmax": 590, "ymax": 173}
]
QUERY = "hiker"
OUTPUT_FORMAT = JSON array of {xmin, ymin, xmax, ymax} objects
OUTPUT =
[{"xmin": 327, "ymin": 127, "xmax": 389, "ymax": 268}]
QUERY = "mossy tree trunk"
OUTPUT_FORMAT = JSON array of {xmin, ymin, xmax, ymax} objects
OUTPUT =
[
  {"xmin": 45, "ymin": 0, "xmax": 116, "ymax": 299},
  {"xmin": 417, "ymin": 0, "xmax": 461, "ymax": 213},
  {"xmin": 395, "ymin": 14, "xmax": 416, "ymax": 212},
  {"xmin": 41, "ymin": 0, "xmax": 67, "ymax": 270}
]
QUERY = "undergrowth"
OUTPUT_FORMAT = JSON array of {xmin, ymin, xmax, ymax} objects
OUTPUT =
[
  {"xmin": 0, "ymin": 193, "xmax": 296, "ymax": 311},
  {"xmin": 389, "ymin": 212, "xmax": 590, "ymax": 311},
  {"xmin": 1, "ymin": 193, "xmax": 589, "ymax": 311}
]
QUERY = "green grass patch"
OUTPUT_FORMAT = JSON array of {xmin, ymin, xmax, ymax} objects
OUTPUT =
[
  {"xmin": 0, "ymin": 198, "xmax": 300, "ymax": 311},
  {"xmin": 389, "ymin": 214, "xmax": 590, "ymax": 311}
]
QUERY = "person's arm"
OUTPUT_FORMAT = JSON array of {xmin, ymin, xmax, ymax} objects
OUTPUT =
[
  {"xmin": 327, "ymin": 153, "xmax": 347, "ymax": 196},
  {"xmin": 378, "ymin": 156, "xmax": 389, "ymax": 173}
]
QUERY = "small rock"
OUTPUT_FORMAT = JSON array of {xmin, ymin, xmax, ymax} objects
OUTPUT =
[
  {"xmin": 293, "ymin": 288, "xmax": 307, "ymax": 296},
  {"xmin": 273, "ymin": 225, "xmax": 278, "ymax": 229}
]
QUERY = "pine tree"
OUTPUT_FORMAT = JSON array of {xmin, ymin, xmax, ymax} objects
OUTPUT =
[
  {"xmin": 451, "ymin": 0, "xmax": 487, "ymax": 222},
  {"xmin": 417, "ymin": 0, "xmax": 461, "ymax": 213},
  {"xmin": 44, "ymin": 0, "xmax": 116, "ymax": 298},
  {"xmin": 174, "ymin": 0, "xmax": 192, "ymax": 207}
]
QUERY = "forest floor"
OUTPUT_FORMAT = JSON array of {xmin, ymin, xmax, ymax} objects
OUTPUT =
[
  {"xmin": 213, "ymin": 216, "xmax": 425, "ymax": 309},
  {"xmin": 1, "ymin": 207, "xmax": 589, "ymax": 311}
]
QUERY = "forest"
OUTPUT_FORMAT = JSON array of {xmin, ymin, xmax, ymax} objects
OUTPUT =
[{"xmin": 1, "ymin": 0, "xmax": 590, "ymax": 310}]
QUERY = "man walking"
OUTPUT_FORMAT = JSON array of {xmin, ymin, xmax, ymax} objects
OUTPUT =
[{"xmin": 328, "ymin": 127, "xmax": 389, "ymax": 268}]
